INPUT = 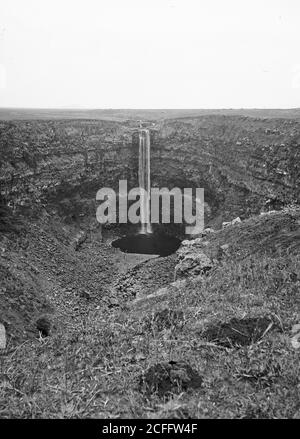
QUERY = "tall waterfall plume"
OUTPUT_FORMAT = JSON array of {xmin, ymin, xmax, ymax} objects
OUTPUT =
[{"xmin": 138, "ymin": 129, "xmax": 152, "ymax": 234}]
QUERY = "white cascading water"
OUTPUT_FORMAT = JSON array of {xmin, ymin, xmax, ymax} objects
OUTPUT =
[{"xmin": 138, "ymin": 129, "xmax": 152, "ymax": 234}]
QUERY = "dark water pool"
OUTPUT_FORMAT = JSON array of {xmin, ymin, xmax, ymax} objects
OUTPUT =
[{"xmin": 112, "ymin": 232, "xmax": 181, "ymax": 256}]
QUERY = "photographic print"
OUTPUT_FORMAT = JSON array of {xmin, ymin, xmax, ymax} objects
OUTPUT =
[{"xmin": 0, "ymin": 0, "xmax": 299, "ymax": 426}]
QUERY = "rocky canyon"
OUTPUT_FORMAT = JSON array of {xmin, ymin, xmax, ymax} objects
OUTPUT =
[{"xmin": 0, "ymin": 111, "xmax": 299, "ymax": 418}]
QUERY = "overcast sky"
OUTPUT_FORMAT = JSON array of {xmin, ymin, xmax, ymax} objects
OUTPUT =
[{"xmin": 0, "ymin": 0, "xmax": 299, "ymax": 108}]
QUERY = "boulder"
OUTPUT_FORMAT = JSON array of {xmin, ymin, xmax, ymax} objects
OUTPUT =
[
  {"xmin": 220, "ymin": 243, "xmax": 230, "ymax": 256},
  {"xmin": 222, "ymin": 217, "xmax": 242, "ymax": 229},
  {"xmin": 222, "ymin": 221, "xmax": 231, "ymax": 228},
  {"xmin": 232, "ymin": 216, "xmax": 242, "ymax": 225},
  {"xmin": 72, "ymin": 230, "xmax": 87, "ymax": 251},
  {"xmin": 203, "ymin": 227, "xmax": 215, "ymax": 235},
  {"xmin": 174, "ymin": 237, "xmax": 214, "ymax": 280},
  {"xmin": 181, "ymin": 237, "xmax": 203, "ymax": 247},
  {"xmin": 174, "ymin": 251, "xmax": 213, "ymax": 280}
]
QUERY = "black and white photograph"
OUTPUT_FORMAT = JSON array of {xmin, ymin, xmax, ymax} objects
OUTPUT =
[{"xmin": 0, "ymin": 0, "xmax": 299, "ymax": 424}]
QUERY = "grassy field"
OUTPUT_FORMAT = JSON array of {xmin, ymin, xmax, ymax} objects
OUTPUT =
[{"xmin": 0, "ymin": 208, "xmax": 299, "ymax": 418}]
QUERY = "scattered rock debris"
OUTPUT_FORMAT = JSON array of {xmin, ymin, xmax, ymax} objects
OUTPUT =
[
  {"xmin": 222, "ymin": 217, "xmax": 242, "ymax": 229},
  {"xmin": 139, "ymin": 361, "xmax": 203, "ymax": 397}
]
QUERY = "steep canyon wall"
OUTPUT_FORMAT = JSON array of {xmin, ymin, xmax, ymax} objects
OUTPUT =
[{"xmin": 0, "ymin": 116, "xmax": 299, "ymax": 226}]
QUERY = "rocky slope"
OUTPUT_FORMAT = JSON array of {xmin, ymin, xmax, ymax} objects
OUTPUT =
[
  {"xmin": 0, "ymin": 207, "xmax": 299, "ymax": 418},
  {"xmin": 0, "ymin": 114, "xmax": 299, "ymax": 339},
  {"xmin": 0, "ymin": 112, "xmax": 299, "ymax": 417},
  {"xmin": 0, "ymin": 116, "xmax": 299, "ymax": 227}
]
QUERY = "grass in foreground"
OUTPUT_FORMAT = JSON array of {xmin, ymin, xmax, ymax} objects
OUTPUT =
[{"xmin": 0, "ymin": 250, "xmax": 299, "ymax": 419}]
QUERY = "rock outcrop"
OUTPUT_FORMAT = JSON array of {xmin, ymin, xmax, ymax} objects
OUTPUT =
[
  {"xmin": 175, "ymin": 245, "xmax": 213, "ymax": 280},
  {"xmin": 1, "ymin": 116, "xmax": 299, "ymax": 226},
  {"xmin": 222, "ymin": 216, "xmax": 242, "ymax": 229},
  {"xmin": 72, "ymin": 230, "xmax": 88, "ymax": 251}
]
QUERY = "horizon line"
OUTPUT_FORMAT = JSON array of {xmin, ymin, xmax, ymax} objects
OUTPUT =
[{"xmin": 0, "ymin": 107, "xmax": 300, "ymax": 111}]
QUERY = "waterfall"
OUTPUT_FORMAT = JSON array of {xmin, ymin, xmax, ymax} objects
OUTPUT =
[{"xmin": 138, "ymin": 129, "xmax": 152, "ymax": 234}]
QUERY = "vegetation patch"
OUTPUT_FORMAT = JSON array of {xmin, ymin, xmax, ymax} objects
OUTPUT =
[
  {"xmin": 139, "ymin": 361, "xmax": 203, "ymax": 397},
  {"xmin": 0, "ymin": 208, "xmax": 299, "ymax": 418},
  {"xmin": 201, "ymin": 316, "xmax": 278, "ymax": 348},
  {"xmin": 144, "ymin": 308, "xmax": 184, "ymax": 332}
]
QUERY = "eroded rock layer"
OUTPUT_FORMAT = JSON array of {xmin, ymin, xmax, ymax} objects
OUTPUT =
[{"xmin": 1, "ymin": 116, "xmax": 299, "ymax": 224}]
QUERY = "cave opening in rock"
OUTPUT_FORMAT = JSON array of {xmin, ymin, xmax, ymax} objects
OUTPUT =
[{"xmin": 112, "ymin": 232, "xmax": 181, "ymax": 256}]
